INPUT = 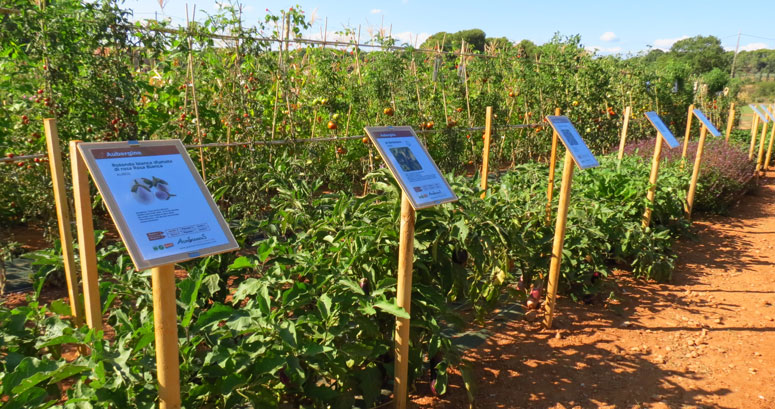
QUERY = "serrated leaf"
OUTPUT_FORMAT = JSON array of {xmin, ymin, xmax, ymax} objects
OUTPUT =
[{"xmin": 373, "ymin": 301, "xmax": 410, "ymax": 319}]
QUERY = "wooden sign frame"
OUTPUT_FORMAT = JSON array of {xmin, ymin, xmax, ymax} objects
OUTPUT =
[
  {"xmin": 77, "ymin": 140, "xmax": 238, "ymax": 270},
  {"xmin": 364, "ymin": 126, "xmax": 458, "ymax": 209}
]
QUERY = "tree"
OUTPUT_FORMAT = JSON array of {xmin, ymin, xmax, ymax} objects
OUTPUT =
[
  {"xmin": 669, "ymin": 35, "xmax": 730, "ymax": 74},
  {"xmin": 420, "ymin": 29, "xmax": 487, "ymax": 52}
]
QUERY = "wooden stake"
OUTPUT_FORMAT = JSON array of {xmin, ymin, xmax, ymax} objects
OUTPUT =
[
  {"xmin": 480, "ymin": 106, "xmax": 493, "ymax": 199},
  {"xmin": 69, "ymin": 141, "xmax": 102, "ymax": 330},
  {"xmin": 681, "ymin": 104, "xmax": 695, "ymax": 162},
  {"xmin": 725, "ymin": 102, "xmax": 735, "ymax": 142},
  {"xmin": 544, "ymin": 151, "xmax": 574, "ymax": 328},
  {"xmin": 44, "ymin": 119, "xmax": 83, "ymax": 326},
  {"xmin": 393, "ymin": 194, "xmax": 415, "ymax": 409},
  {"xmin": 545, "ymin": 107, "xmax": 561, "ymax": 224},
  {"xmin": 755, "ymin": 120, "xmax": 768, "ymax": 173},
  {"xmin": 642, "ymin": 130, "xmax": 665, "ymax": 228},
  {"xmin": 749, "ymin": 113, "xmax": 759, "ymax": 160},
  {"xmin": 685, "ymin": 125, "xmax": 708, "ymax": 220},
  {"xmin": 152, "ymin": 264, "xmax": 181, "ymax": 409},
  {"xmin": 765, "ymin": 114, "xmax": 775, "ymax": 170},
  {"xmin": 617, "ymin": 106, "xmax": 632, "ymax": 166}
]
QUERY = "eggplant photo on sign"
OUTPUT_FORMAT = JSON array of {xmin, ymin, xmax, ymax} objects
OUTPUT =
[{"xmin": 364, "ymin": 126, "xmax": 457, "ymax": 209}]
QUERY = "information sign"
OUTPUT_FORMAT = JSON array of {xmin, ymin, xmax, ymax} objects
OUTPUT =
[
  {"xmin": 545, "ymin": 116, "xmax": 599, "ymax": 169},
  {"xmin": 749, "ymin": 104, "xmax": 768, "ymax": 123},
  {"xmin": 645, "ymin": 111, "xmax": 680, "ymax": 148},
  {"xmin": 759, "ymin": 104, "xmax": 775, "ymax": 122},
  {"xmin": 692, "ymin": 109, "xmax": 721, "ymax": 137},
  {"xmin": 78, "ymin": 140, "xmax": 238, "ymax": 270},
  {"xmin": 364, "ymin": 126, "xmax": 458, "ymax": 209}
]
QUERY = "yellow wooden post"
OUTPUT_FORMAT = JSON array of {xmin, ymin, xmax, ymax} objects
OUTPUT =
[
  {"xmin": 44, "ymin": 119, "xmax": 84, "ymax": 326},
  {"xmin": 543, "ymin": 151, "xmax": 574, "ymax": 328},
  {"xmin": 681, "ymin": 104, "xmax": 695, "ymax": 162},
  {"xmin": 765, "ymin": 113, "xmax": 775, "ymax": 170},
  {"xmin": 69, "ymin": 141, "xmax": 102, "ymax": 330},
  {"xmin": 685, "ymin": 126, "xmax": 708, "ymax": 220},
  {"xmin": 642, "ymin": 130, "xmax": 665, "ymax": 228},
  {"xmin": 480, "ymin": 106, "xmax": 493, "ymax": 199},
  {"xmin": 616, "ymin": 106, "xmax": 632, "ymax": 165},
  {"xmin": 725, "ymin": 103, "xmax": 735, "ymax": 142},
  {"xmin": 393, "ymin": 193, "xmax": 415, "ymax": 409},
  {"xmin": 756, "ymin": 120, "xmax": 769, "ymax": 174},
  {"xmin": 152, "ymin": 264, "xmax": 181, "ymax": 409},
  {"xmin": 749, "ymin": 113, "xmax": 759, "ymax": 160},
  {"xmin": 545, "ymin": 107, "xmax": 561, "ymax": 223}
]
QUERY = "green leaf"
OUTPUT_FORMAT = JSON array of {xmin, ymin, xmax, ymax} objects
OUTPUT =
[
  {"xmin": 317, "ymin": 293, "xmax": 332, "ymax": 320},
  {"xmin": 35, "ymin": 335, "xmax": 80, "ymax": 349},
  {"xmin": 278, "ymin": 321, "xmax": 297, "ymax": 348},
  {"xmin": 49, "ymin": 299, "xmax": 71, "ymax": 316},
  {"xmin": 228, "ymin": 256, "xmax": 254, "ymax": 270},
  {"xmin": 232, "ymin": 278, "xmax": 262, "ymax": 303},
  {"xmin": 193, "ymin": 303, "xmax": 234, "ymax": 331},
  {"xmin": 48, "ymin": 365, "xmax": 90, "ymax": 384},
  {"xmin": 373, "ymin": 301, "xmax": 410, "ymax": 319}
]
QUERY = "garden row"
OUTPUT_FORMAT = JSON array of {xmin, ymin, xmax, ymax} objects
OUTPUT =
[
  {"xmin": 0, "ymin": 0, "xmax": 739, "ymax": 233},
  {"xmin": 0, "ymin": 127, "xmax": 757, "ymax": 407}
]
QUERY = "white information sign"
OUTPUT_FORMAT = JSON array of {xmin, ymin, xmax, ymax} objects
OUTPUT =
[
  {"xmin": 759, "ymin": 104, "xmax": 775, "ymax": 121},
  {"xmin": 78, "ymin": 140, "xmax": 238, "ymax": 270},
  {"xmin": 750, "ymin": 104, "xmax": 769, "ymax": 123},
  {"xmin": 692, "ymin": 109, "xmax": 721, "ymax": 137},
  {"xmin": 545, "ymin": 116, "xmax": 599, "ymax": 169},
  {"xmin": 364, "ymin": 126, "xmax": 458, "ymax": 209},
  {"xmin": 645, "ymin": 111, "xmax": 680, "ymax": 149}
]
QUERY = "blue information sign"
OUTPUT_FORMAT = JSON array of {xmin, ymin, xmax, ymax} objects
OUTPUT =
[
  {"xmin": 759, "ymin": 104, "xmax": 775, "ymax": 122},
  {"xmin": 645, "ymin": 111, "xmax": 680, "ymax": 149},
  {"xmin": 545, "ymin": 116, "xmax": 599, "ymax": 169},
  {"xmin": 692, "ymin": 109, "xmax": 721, "ymax": 137},
  {"xmin": 365, "ymin": 126, "xmax": 458, "ymax": 209},
  {"xmin": 750, "ymin": 104, "xmax": 769, "ymax": 123}
]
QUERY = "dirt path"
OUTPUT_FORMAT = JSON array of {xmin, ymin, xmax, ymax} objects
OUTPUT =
[{"xmin": 414, "ymin": 172, "xmax": 775, "ymax": 409}]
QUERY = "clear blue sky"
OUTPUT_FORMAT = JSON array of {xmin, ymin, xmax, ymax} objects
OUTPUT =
[{"xmin": 125, "ymin": 0, "xmax": 774, "ymax": 54}]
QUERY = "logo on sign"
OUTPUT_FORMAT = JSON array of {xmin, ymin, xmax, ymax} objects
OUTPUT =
[{"xmin": 147, "ymin": 231, "xmax": 166, "ymax": 241}]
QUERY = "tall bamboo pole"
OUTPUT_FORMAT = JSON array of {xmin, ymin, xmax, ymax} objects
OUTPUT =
[
  {"xmin": 152, "ymin": 264, "xmax": 181, "ymax": 409},
  {"xmin": 544, "ymin": 151, "xmax": 574, "ymax": 328},
  {"xmin": 755, "ymin": 120, "xmax": 769, "ymax": 174},
  {"xmin": 545, "ymin": 108, "xmax": 561, "ymax": 224},
  {"xmin": 642, "ymin": 131, "xmax": 665, "ymax": 228},
  {"xmin": 69, "ymin": 141, "xmax": 102, "ymax": 330},
  {"xmin": 749, "ymin": 113, "xmax": 759, "ymax": 160},
  {"xmin": 681, "ymin": 104, "xmax": 695, "ymax": 163},
  {"xmin": 480, "ymin": 107, "xmax": 493, "ymax": 199},
  {"xmin": 616, "ymin": 106, "xmax": 632, "ymax": 166},
  {"xmin": 393, "ymin": 194, "xmax": 415, "ymax": 409},
  {"xmin": 44, "ymin": 119, "xmax": 83, "ymax": 326},
  {"xmin": 685, "ymin": 126, "xmax": 708, "ymax": 219},
  {"xmin": 725, "ymin": 103, "xmax": 735, "ymax": 142}
]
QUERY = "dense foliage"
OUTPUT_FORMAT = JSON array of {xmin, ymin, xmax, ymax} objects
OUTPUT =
[{"xmin": 0, "ymin": 1, "xmax": 761, "ymax": 408}]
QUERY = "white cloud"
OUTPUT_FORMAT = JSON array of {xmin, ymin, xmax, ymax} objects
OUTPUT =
[
  {"xmin": 370, "ymin": 9, "xmax": 382, "ymax": 14},
  {"xmin": 585, "ymin": 45, "xmax": 622, "ymax": 54},
  {"xmin": 600, "ymin": 32, "xmax": 618, "ymax": 42},
  {"xmin": 392, "ymin": 31, "xmax": 430, "ymax": 47},
  {"xmin": 652, "ymin": 35, "xmax": 689, "ymax": 51},
  {"xmin": 739, "ymin": 42, "xmax": 768, "ymax": 51}
]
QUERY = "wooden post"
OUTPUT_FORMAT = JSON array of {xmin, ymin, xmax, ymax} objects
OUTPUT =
[
  {"xmin": 765, "ymin": 115, "xmax": 775, "ymax": 170},
  {"xmin": 725, "ymin": 102, "xmax": 735, "ymax": 142},
  {"xmin": 480, "ymin": 106, "xmax": 493, "ymax": 199},
  {"xmin": 616, "ymin": 106, "xmax": 632, "ymax": 166},
  {"xmin": 642, "ymin": 131, "xmax": 665, "ymax": 228},
  {"xmin": 393, "ymin": 194, "xmax": 415, "ymax": 409},
  {"xmin": 545, "ymin": 107, "xmax": 561, "ymax": 223},
  {"xmin": 69, "ymin": 141, "xmax": 102, "ymax": 330},
  {"xmin": 755, "ymin": 120, "xmax": 769, "ymax": 173},
  {"xmin": 685, "ymin": 126, "xmax": 708, "ymax": 220},
  {"xmin": 544, "ymin": 151, "xmax": 574, "ymax": 328},
  {"xmin": 681, "ymin": 104, "xmax": 695, "ymax": 161},
  {"xmin": 152, "ymin": 264, "xmax": 181, "ymax": 409},
  {"xmin": 44, "ymin": 119, "xmax": 84, "ymax": 326},
  {"xmin": 749, "ymin": 113, "xmax": 759, "ymax": 160}
]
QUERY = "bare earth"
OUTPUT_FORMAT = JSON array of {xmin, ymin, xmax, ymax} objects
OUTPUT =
[{"xmin": 413, "ymin": 172, "xmax": 775, "ymax": 409}]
